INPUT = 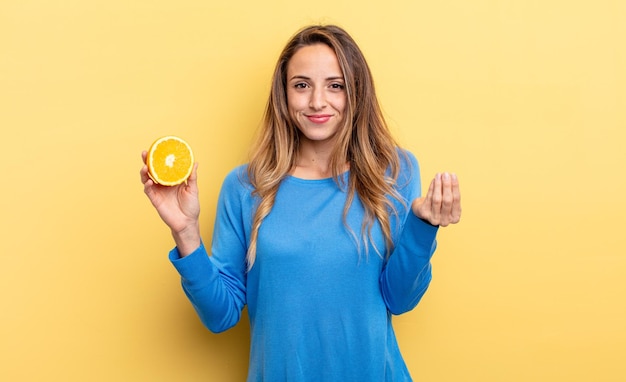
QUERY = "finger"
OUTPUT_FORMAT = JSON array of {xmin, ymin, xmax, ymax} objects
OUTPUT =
[
  {"xmin": 425, "ymin": 176, "xmax": 435, "ymax": 202},
  {"xmin": 430, "ymin": 173, "xmax": 443, "ymax": 224},
  {"xmin": 140, "ymin": 164, "xmax": 150, "ymax": 184},
  {"xmin": 440, "ymin": 172, "xmax": 453, "ymax": 226},
  {"xmin": 451, "ymin": 173, "xmax": 460, "ymax": 201},
  {"xmin": 142, "ymin": 168, "xmax": 156, "ymax": 196},
  {"xmin": 140, "ymin": 151, "xmax": 150, "ymax": 183},
  {"xmin": 188, "ymin": 162, "xmax": 199, "ymax": 183},
  {"xmin": 451, "ymin": 173, "xmax": 462, "ymax": 223},
  {"xmin": 412, "ymin": 173, "xmax": 436, "ymax": 220},
  {"xmin": 143, "ymin": 177, "xmax": 155, "ymax": 196},
  {"xmin": 143, "ymin": 180, "xmax": 162, "ymax": 209},
  {"xmin": 187, "ymin": 162, "xmax": 198, "ymax": 188}
]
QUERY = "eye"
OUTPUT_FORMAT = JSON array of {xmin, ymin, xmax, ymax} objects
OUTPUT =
[
  {"xmin": 294, "ymin": 82, "xmax": 309, "ymax": 89},
  {"xmin": 329, "ymin": 83, "xmax": 345, "ymax": 90}
]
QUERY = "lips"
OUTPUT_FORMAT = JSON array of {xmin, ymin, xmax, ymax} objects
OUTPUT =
[{"xmin": 306, "ymin": 114, "xmax": 332, "ymax": 124}]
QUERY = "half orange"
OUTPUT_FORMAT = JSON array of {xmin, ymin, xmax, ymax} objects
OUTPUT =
[{"xmin": 146, "ymin": 136, "xmax": 194, "ymax": 186}]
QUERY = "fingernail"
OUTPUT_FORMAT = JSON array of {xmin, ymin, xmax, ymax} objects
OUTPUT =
[
  {"xmin": 451, "ymin": 173, "xmax": 457, "ymax": 180},
  {"xmin": 443, "ymin": 172, "xmax": 450, "ymax": 180}
]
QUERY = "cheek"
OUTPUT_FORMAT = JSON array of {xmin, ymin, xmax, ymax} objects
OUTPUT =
[
  {"xmin": 285, "ymin": 93, "xmax": 303, "ymax": 127},
  {"xmin": 286, "ymin": 91, "xmax": 303, "ymax": 114},
  {"xmin": 332, "ymin": 95, "xmax": 347, "ymax": 114}
]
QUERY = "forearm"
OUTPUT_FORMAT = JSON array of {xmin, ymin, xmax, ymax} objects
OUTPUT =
[
  {"xmin": 171, "ymin": 222, "xmax": 201, "ymax": 257},
  {"xmin": 380, "ymin": 213, "xmax": 439, "ymax": 314},
  {"xmin": 169, "ymin": 243, "xmax": 246, "ymax": 333}
]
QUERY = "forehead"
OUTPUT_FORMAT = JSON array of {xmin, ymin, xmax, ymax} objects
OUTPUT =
[{"xmin": 286, "ymin": 43, "xmax": 343, "ymax": 77}]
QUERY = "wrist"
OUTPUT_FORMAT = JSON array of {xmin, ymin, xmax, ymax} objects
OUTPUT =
[{"xmin": 171, "ymin": 223, "xmax": 201, "ymax": 257}]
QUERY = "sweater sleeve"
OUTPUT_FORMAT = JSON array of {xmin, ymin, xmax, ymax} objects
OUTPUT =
[
  {"xmin": 168, "ymin": 167, "xmax": 251, "ymax": 333},
  {"xmin": 379, "ymin": 150, "xmax": 439, "ymax": 315},
  {"xmin": 380, "ymin": 214, "xmax": 438, "ymax": 315}
]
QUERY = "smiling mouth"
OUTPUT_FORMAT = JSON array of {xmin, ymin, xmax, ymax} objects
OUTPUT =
[{"xmin": 306, "ymin": 114, "xmax": 332, "ymax": 124}]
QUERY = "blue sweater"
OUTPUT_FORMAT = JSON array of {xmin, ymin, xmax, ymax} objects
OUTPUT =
[{"xmin": 169, "ymin": 150, "xmax": 438, "ymax": 381}]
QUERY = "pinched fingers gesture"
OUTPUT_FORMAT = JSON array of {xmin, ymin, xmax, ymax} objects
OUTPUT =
[{"xmin": 412, "ymin": 172, "xmax": 461, "ymax": 227}]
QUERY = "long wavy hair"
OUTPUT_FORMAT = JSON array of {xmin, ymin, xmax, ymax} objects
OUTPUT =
[{"xmin": 246, "ymin": 25, "xmax": 404, "ymax": 270}]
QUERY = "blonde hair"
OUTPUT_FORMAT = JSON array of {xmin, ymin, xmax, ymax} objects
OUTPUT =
[{"xmin": 246, "ymin": 25, "xmax": 405, "ymax": 270}]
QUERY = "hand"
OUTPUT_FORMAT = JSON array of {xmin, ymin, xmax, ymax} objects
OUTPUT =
[
  {"xmin": 140, "ymin": 151, "xmax": 201, "ymax": 255},
  {"xmin": 412, "ymin": 172, "xmax": 461, "ymax": 227}
]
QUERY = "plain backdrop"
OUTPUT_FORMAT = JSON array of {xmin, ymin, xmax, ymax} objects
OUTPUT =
[{"xmin": 1, "ymin": 1, "xmax": 625, "ymax": 381}]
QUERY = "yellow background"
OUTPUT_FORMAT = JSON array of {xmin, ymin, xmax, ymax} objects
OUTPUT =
[{"xmin": 2, "ymin": 1, "xmax": 625, "ymax": 381}]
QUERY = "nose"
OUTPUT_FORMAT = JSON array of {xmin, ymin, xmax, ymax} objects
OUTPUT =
[{"xmin": 309, "ymin": 87, "xmax": 327, "ymax": 110}]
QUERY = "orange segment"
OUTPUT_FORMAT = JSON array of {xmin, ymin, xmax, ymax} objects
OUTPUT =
[{"xmin": 146, "ymin": 136, "xmax": 194, "ymax": 186}]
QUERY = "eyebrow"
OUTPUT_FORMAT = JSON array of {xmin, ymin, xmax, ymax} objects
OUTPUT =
[{"xmin": 289, "ymin": 75, "xmax": 345, "ymax": 81}]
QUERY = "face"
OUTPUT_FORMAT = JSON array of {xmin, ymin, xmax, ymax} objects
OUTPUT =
[{"xmin": 286, "ymin": 43, "xmax": 347, "ymax": 148}]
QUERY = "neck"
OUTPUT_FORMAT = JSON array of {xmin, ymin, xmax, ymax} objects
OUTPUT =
[{"xmin": 291, "ymin": 141, "xmax": 348, "ymax": 180}]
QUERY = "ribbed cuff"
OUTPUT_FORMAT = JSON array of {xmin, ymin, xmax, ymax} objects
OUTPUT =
[{"xmin": 168, "ymin": 242, "xmax": 218, "ymax": 283}]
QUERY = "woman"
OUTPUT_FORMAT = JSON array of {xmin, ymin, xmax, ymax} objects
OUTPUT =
[{"xmin": 140, "ymin": 25, "xmax": 461, "ymax": 381}]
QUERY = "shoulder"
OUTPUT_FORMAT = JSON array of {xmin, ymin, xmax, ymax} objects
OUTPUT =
[
  {"xmin": 394, "ymin": 147, "xmax": 422, "ymax": 199},
  {"xmin": 218, "ymin": 164, "xmax": 256, "ymax": 207},
  {"xmin": 395, "ymin": 147, "xmax": 420, "ymax": 180},
  {"xmin": 222, "ymin": 164, "xmax": 253, "ymax": 192},
  {"xmin": 396, "ymin": 147, "xmax": 418, "ymax": 167}
]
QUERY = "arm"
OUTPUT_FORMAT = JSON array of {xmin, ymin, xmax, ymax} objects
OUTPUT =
[
  {"xmin": 169, "ymin": 167, "xmax": 251, "ymax": 333},
  {"xmin": 380, "ymin": 151, "xmax": 461, "ymax": 314},
  {"xmin": 141, "ymin": 153, "xmax": 249, "ymax": 333},
  {"xmin": 169, "ymin": 243, "xmax": 247, "ymax": 333},
  {"xmin": 380, "ymin": 214, "xmax": 438, "ymax": 315},
  {"xmin": 379, "ymin": 151, "xmax": 437, "ymax": 314}
]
